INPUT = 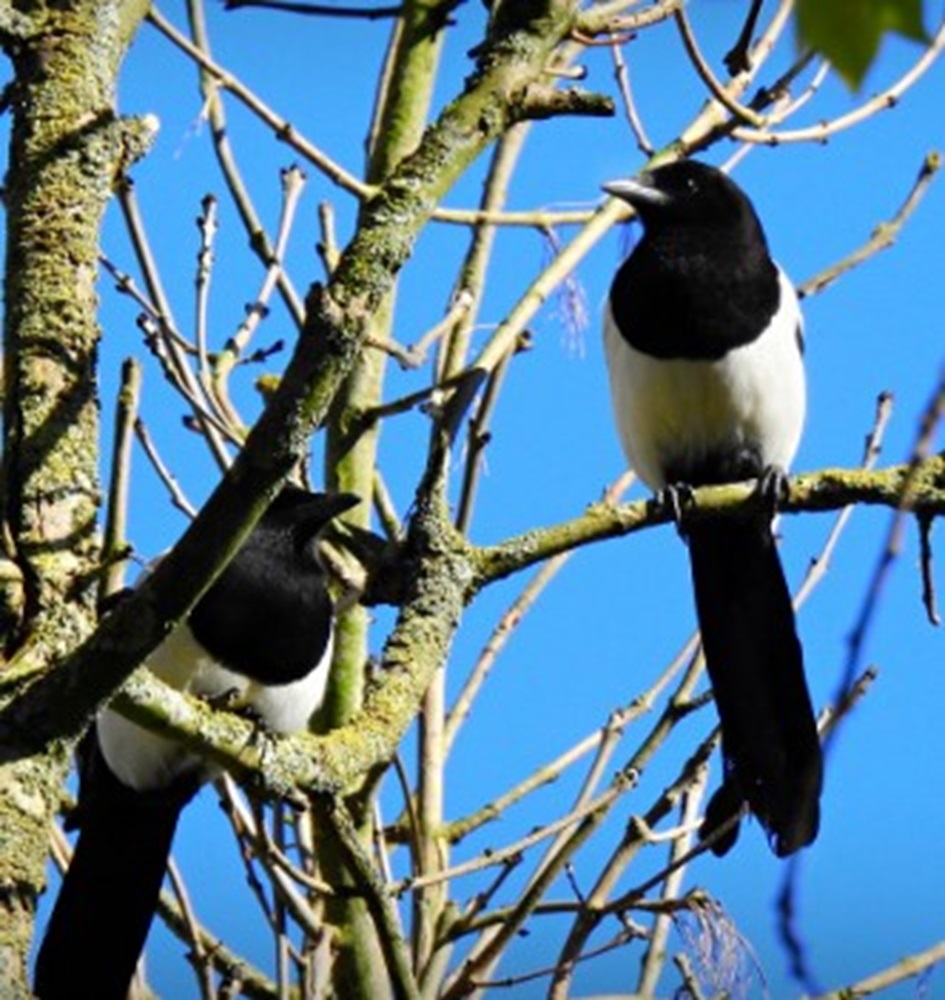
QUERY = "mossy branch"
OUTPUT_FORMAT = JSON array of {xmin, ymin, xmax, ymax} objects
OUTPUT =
[
  {"xmin": 1, "ymin": 459, "xmax": 937, "ymax": 813},
  {"xmin": 472, "ymin": 458, "xmax": 945, "ymax": 588},
  {"xmin": 89, "ymin": 493, "xmax": 476, "ymax": 807}
]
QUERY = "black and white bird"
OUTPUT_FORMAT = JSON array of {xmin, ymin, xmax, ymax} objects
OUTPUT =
[
  {"xmin": 34, "ymin": 487, "xmax": 359, "ymax": 1000},
  {"xmin": 602, "ymin": 160, "xmax": 822, "ymax": 857}
]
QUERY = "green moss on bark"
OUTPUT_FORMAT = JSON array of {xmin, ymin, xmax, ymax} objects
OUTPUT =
[{"xmin": 0, "ymin": 1, "xmax": 151, "ymax": 989}]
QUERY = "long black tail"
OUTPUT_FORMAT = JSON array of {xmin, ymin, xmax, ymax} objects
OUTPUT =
[
  {"xmin": 34, "ymin": 737, "xmax": 196, "ymax": 1000},
  {"xmin": 688, "ymin": 516, "xmax": 822, "ymax": 857}
]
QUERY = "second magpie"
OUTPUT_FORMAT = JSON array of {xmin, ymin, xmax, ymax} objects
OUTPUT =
[{"xmin": 34, "ymin": 486, "xmax": 359, "ymax": 1000}]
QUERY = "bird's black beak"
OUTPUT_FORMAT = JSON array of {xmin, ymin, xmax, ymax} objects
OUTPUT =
[
  {"xmin": 602, "ymin": 173, "xmax": 670, "ymax": 210},
  {"xmin": 276, "ymin": 489, "xmax": 360, "ymax": 533},
  {"xmin": 313, "ymin": 492, "xmax": 361, "ymax": 521},
  {"xmin": 292, "ymin": 492, "xmax": 359, "ymax": 544}
]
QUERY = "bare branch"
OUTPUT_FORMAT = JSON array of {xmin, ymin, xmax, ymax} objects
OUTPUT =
[
  {"xmin": 224, "ymin": 0, "xmax": 404, "ymax": 17},
  {"xmin": 133, "ymin": 418, "xmax": 198, "ymax": 518},
  {"xmin": 474, "ymin": 459, "xmax": 945, "ymax": 590},
  {"xmin": 808, "ymin": 938, "xmax": 945, "ymax": 1000},
  {"xmin": 800, "ymin": 152, "xmax": 942, "ymax": 298},
  {"xmin": 673, "ymin": 7, "xmax": 766, "ymax": 126},
  {"xmin": 150, "ymin": 6, "xmax": 370, "ymax": 198},
  {"xmin": 610, "ymin": 32, "xmax": 654, "ymax": 155},
  {"xmin": 100, "ymin": 358, "xmax": 142, "ymax": 602},
  {"xmin": 832, "ymin": 373, "xmax": 945, "ymax": 749},
  {"xmin": 919, "ymin": 513, "xmax": 940, "ymax": 626},
  {"xmin": 733, "ymin": 17, "xmax": 945, "ymax": 146}
]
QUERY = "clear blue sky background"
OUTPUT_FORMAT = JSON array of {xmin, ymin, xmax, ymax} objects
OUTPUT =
[{"xmin": 30, "ymin": 2, "xmax": 945, "ymax": 997}]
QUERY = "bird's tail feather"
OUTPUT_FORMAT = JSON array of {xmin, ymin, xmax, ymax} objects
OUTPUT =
[
  {"xmin": 688, "ymin": 517, "xmax": 822, "ymax": 857},
  {"xmin": 34, "ymin": 737, "xmax": 197, "ymax": 1000}
]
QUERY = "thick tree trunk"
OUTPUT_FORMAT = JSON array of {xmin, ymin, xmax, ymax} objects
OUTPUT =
[{"xmin": 0, "ymin": 2, "xmax": 150, "ymax": 992}]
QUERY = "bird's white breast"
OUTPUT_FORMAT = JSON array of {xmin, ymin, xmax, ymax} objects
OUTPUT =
[{"xmin": 603, "ymin": 269, "xmax": 805, "ymax": 490}]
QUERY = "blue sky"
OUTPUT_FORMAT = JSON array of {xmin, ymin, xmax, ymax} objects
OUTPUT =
[{"xmin": 32, "ymin": 2, "xmax": 945, "ymax": 997}]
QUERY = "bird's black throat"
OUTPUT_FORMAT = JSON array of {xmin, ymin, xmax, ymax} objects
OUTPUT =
[{"xmin": 610, "ymin": 227, "xmax": 781, "ymax": 361}]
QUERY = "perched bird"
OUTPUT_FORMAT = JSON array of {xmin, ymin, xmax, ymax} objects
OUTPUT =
[
  {"xmin": 601, "ymin": 160, "xmax": 822, "ymax": 857},
  {"xmin": 34, "ymin": 487, "xmax": 359, "ymax": 1000}
]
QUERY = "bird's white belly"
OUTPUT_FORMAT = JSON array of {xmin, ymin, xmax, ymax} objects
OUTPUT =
[
  {"xmin": 602, "ymin": 274, "xmax": 805, "ymax": 490},
  {"xmin": 97, "ymin": 623, "xmax": 333, "ymax": 792}
]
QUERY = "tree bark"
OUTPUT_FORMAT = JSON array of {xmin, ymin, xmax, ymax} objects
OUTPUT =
[{"xmin": 0, "ymin": 1, "xmax": 151, "ymax": 991}]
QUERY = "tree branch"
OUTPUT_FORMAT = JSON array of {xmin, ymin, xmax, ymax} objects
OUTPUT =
[
  {"xmin": 800, "ymin": 151, "xmax": 941, "ymax": 298},
  {"xmin": 473, "ymin": 459, "xmax": 945, "ymax": 590}
]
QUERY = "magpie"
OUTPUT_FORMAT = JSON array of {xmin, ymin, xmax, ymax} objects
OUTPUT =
[
  {"xmin": 601, "ymin": 160, "xmax": 822, "ymax": 857},
  {"xmin": 34, "ymin": 487, "xmax": 359, "ymax": 1000}
]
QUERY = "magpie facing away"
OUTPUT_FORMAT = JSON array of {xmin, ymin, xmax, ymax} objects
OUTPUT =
[
  {"xmin": 34, "ymin": 487, "xmax": 359, "ymax": 1000},
  {"xmin": 602, "ymin": 160, "xmax": 822, "ymax": 857}
]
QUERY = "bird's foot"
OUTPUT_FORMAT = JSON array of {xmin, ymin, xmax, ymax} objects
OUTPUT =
[
  {"xmin": 203, "ymin": 690, "xmax": 280, "ymax": 763},
  {"xmin": 758, "ymin": 464, "xmax": 791, "ymax": 513},
  {"xmin": 658, "ymin": 482, "xmax": 696, "ymax": 538},
  {"xmin": 205, "ymin": 687, "xmax": 246, "ymax": 713}
]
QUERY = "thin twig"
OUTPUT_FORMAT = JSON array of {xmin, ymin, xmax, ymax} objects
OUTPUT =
[
  {"xmin": 770, "ymin": 393, "xmax": 895, "ymax": 985},
  {"xmin": 152, "ymin": 5, "xmax": 369, "ymax": 198},
  {"xmin": 466, "ymin": 924, "xmax": 640, "ymax": 991},
  {"xmin": 446, "ymin": 657, "xmax": 710, "ymax": 998},
  {"xmin": 636, "ymin": 771, "xmax": 707, "ymax": 996},
  {"xmin": 439, "ymin": 624, "xmax": 696, "ymax": 850},
  {"xmin": 733, "ymin": 17, "xmax": 945, "ymax": 145},
  {"xmin": 610, "ymin": 30, "xmax": 654, "ymax": 154},
  {"xmin": 577, "ymin": 0, "xmax": 684, "ymax": 36},
  {"xmin": 100, "ymin": 358, "xmax": 142, "ymax": 602},
  {"xmin": 359, "ymin": 370, "xmax": 472, "ymax": 425},
  {"xmin": 317, "ymin": 200, "xmax": 340, "ymax": 277},
  {"xmin": 133, "ymin": 418, "xmax": 197, "ymax": 518},
  {"xmin": 406, "ymin": 290, "xmax": 473, "ymax": 370},
  {"xmin": 183, "ymin": 0, "xmax": 306, "ymax": 324},
  {"xmin": 100, "ymin": 253, "xmax": 195, "ymax": 355},
  {"xmin": 211, "ymin": 164, "xmax": 308, "ymax": 430},
  {"xmin": 194, "ymin": 193, "xmax": 218, "ymax": 403},
  {"xmin": 834, "ymin": 372, "xmax": 945, "ymax": 748},
  {"xmin": 455, "ymin": 335, "xmax": 523, "ymax": 533},
  {"xmin": 397, "ymin": 786, "xmax": 633, "ymax": 897},
  {"xmin": 272, "ymin": 804, "xmax": 292, "ymax": 1000},
  {"xmin": 546, "ymin": 705, "xmax": 715, "ymax": 999},
  {"xmin": 724, "ymin": 0, "xmax": 765, "ymax": 74},
  {"xmin": 809, "ymin": 938, "xmax": 945, "ymax": 1000},
  {"xmin": 372, "ymin": 470, "xmax": 403, "ymax": 541},
  {"xmin": 674, "ymin": 7, "xmax": 766, "ymax": 126},
  {"xmin": 224, "ymin": 0, "xmax": 404, "ymax": 17},
  {"xmin": 800, "ymin": 152, "xmax": 942, "ymax": 298},
  {"xmin": 362, "ymin": 333, "xmax": 417, "ymax": 368},
  {"xmin": 167, "ymin": 857, "xmax": 217, "ymax": 1000},
  {"xmin": 750, "ymin": 51, "xmax": 825, "ymax": 124},
  {"xmin": 445, "ymin": 471, "xmax": 634, "ymax": 756},
  {"xmin": 918, "ymin": 513, "xmax": 940, "ymax": 626},
  {"xmin": 437, "ymin": 123, "xmax": 533, "ymax": 385},
  {"xmin": 792, "ymin": 391, "xmax": 894, "ymax": 611},
  {"xmin": 219, "ymin": 778, "xmax": 328, "ymax": 939},
  {"xmin": 116, "ymin": 180, "xmax": 233, "ymax": 467}
]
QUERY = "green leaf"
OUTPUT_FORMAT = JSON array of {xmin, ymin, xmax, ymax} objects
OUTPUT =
[{"xmin": 797, "ymin": 0, "xmax": 930, "ymax": 88}]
